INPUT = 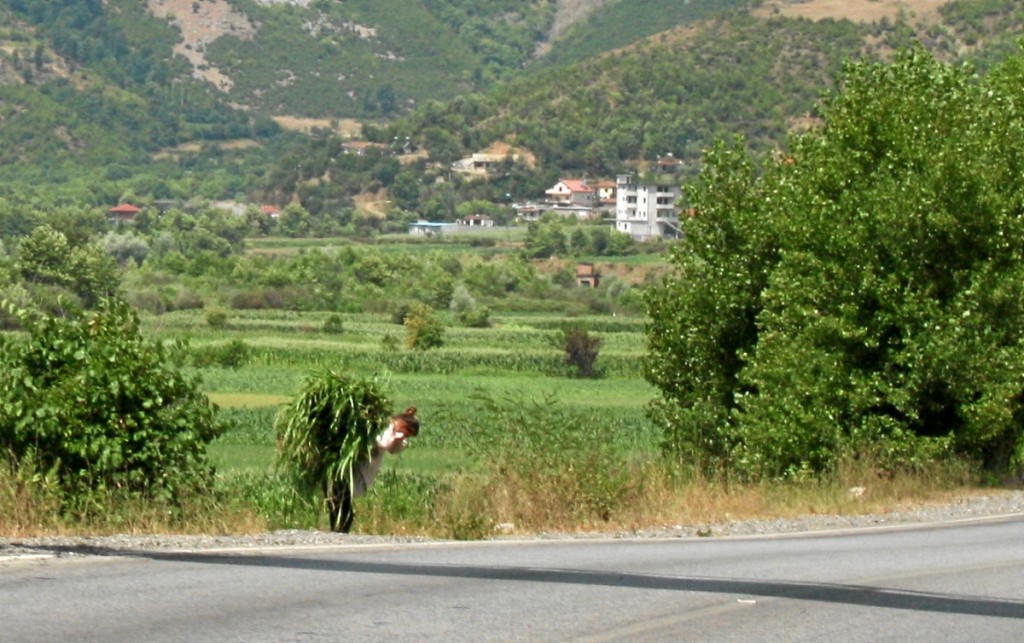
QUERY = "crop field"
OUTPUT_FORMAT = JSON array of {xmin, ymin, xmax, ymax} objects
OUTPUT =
[{"xmin": 143, "ymin": 309, "xmax": 661, "ymax": 482}]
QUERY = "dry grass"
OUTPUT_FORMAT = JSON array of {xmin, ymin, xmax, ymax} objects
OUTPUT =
[
  {"xmin": 753, "ymin": 0, "xmax": 950, "ymax": 24},
  {"xmin": 359, "ymin": 455, "xmax": 987, "ymax": 540},
  {"xmin": 0, "ymin": 451, "xmax": 992, "ymax": 540},
  {"xmin": 272, "ymin": 116, "xmax": 363, "ymax": 138}
]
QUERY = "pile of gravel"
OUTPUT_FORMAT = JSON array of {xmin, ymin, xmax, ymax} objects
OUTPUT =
[{"xmin": 3, "ymin": 490, "xmax": 1022, "ymax": 562}]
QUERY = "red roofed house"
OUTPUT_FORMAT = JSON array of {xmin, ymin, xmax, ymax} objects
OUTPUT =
[
  {"xmin": 260, "ymin": 204, "xmax": 282, "ymax": 218},
  {"xmin": 108, "ymin": 203, "xmax": 141, "ymax": 223},
  {"xmin": 545, "ymin": 179, "xmax": 595, "ymax": 208}
]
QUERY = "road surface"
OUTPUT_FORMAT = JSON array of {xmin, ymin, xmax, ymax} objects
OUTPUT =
[{"xmin": 2, "ymin": 517, "xmax": 1022, "ymax": 642}]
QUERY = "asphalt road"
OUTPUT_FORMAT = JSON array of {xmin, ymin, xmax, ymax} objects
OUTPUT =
[{"xmin": 2, "ymin": 517, "xmax": 1023, "ymax": 642}]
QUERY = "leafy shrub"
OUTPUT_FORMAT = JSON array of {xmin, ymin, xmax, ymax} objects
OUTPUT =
[
  {"xmin": 450, "ymin": 284, "xmax": 491, "ymax": 328},
  {"xmin": 558, "ymin": 324, "xmax": 602, "ymax": 378},
  {"xmin": 404, "ymin": 303, "xmax": 445, "ymax": 350},
  {"xmin": 390, "ymin": 301, "xmax": 414, "ymax": 325},
  {"xmin": 466, "ymin": 392, "xmax": 637, "ymax": 528},
  {"xmin": 205, "ymin": 306, "xmax": 229, "ymax": 329},
  {"xmin": 381, "ymin": 332, "xmax": 400, "ymax": 352},
  {"xmin": 322, "ymin": 313, "xmax": 345, "ymax": 334},
  {"xmin": 0, "ymin": 298, "xmax": 225, "ymax": 504},
  {"xmin": 192, "ymin": 339, "xmax": 252, "ymax": 369}
]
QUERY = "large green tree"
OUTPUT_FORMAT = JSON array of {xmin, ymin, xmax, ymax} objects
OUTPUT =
[{"xmin": 645, "ymin": 48, "xmax": 1024, "ymax": 479}]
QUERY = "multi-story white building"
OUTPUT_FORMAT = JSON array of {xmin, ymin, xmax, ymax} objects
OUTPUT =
[{"xmin": 614, "ymin": 173, "xmax": 682, "ymax": 241}]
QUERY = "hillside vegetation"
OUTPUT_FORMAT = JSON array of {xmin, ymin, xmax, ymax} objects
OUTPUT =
[{"xmin": 0, "ymin": 0, "xmax": 1022, "ymax": 211}]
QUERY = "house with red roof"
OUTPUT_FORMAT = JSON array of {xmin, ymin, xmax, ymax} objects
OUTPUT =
[
  {"xmin": 108, "ymin": 203, "xmax": 141, "ymax": 223},
  {"xmin": 545, "ymin": 179, "xmax": 595, "ymax": 208},
  {"xmin": 260, "ymin": 204, "xmax": 282, "ymax": 218}
]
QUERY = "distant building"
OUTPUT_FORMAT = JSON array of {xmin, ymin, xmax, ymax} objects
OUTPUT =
[
  {"xmin": 452, "ymin": 142, "xmax": 535, "ymax": 177},
  {"xmin": 108, "ymin": 203, "xmax": 141, "ymax": 223},
  {"xmin": 458, "ymin": 214, "xmax": 495, "ymax": 227},
  {"xmin": 614, "ymin": 173, "xmax": 682, "ymax": 241},
  {"xmin": 576, "ymin": 262, "xmax": 600, "ymax": 288},
  {"xmin": 260, "ymin": 204, "xmax": 282, "ymax": 218},
  {"xmin": 452, "ymin": 152, "xmax": 514, "ymax": 176},
  {"xmin": 592, "ymin": 179, "xmax": 617, "ymax": 208},
  {"xmin": 408, "ymin": 220, "xmax": 456, "ymax": 236},
  {"xmin": 545, "ymin": 178, "xmax": 595, "ymax": 208},
  {"xmin": 512, "ymin": 202, "xmax": 544, "ymax": 222},
  {"xmin": 346, "ymin": 140, "xmax": 389, "ymax": 154}
]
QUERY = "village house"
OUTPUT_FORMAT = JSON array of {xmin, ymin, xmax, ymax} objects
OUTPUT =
[
  {"xmin": 452, "ymin": 152, "xmax": 515, "ymax": 176},
  {"xmin": 545, "ymin": 178, "xmax": 595, "ymax": 208},
  {"xmin": 592, "ymin": 179, "xmax": 618, "ymax": 209},
  {"xmin": 408, "ymin": 220, "xmax": 456, "ymax": 236},
  {"xmin": 576, "ymin": 262, "xmax": 600, "ymax": 288},
  {"xmin": 452, "ymin": 142, "xmax": 534, "ymax": 177},
  {"xmin": 342, "ymin": 140, "xmax": 388, "ymax": 156},
  {"xmin": 512, "ymin": 202, "xmax": 544, "ymax": 222},
  {"xmin": 458, "ymin": 214, "xmax": 495, "ymax": 228},
  {"xmin": 108, "ymin": 203, "xmax": 141, "ymax": 223},
  {"xmin": 614, "ymin": 167, "xmax": 682, "ymax": 241}
]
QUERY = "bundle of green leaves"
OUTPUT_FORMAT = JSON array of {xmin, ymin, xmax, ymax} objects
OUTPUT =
[{"xmin": 274, "ymin": 370, "xmax": 392, "ymax": 530}]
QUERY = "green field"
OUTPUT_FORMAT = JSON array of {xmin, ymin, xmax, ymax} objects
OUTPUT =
[{"xmin": 147, "ymin": 309, "xmax": 661, "ymax": 482}]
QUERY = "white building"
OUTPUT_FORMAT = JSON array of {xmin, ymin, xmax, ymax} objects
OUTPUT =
[{"xmin": 614, "ymin": 174, "xmax": 682, "ymax": 241}]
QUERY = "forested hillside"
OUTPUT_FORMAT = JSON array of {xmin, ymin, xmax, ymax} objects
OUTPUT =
[
  {"xmin": 382, "ymin": 0, "xmax": 1024, "ymax": 176},
  {"xmin": 270, "ymin": 1, "xmax": 1024, "ymax": 222},
  {"xmin": 0, "ymin": 0, "xmax": 1022, "ymax": 213}
]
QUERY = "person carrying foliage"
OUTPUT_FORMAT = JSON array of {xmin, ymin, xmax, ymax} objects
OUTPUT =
[
  {"xmin": 336, "ymin": 406, "xmax": 420, "ymax": 532},
  {"xmin": 276, "ymin": 370, "xmax": 420, "ymax": 533}
]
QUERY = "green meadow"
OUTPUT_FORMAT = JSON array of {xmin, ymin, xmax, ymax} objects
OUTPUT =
[{"xmin": 145, "ymin": 308, "xmax": 661, "ymax": 485}]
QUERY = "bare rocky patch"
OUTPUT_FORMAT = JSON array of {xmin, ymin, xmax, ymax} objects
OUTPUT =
[
  {"xmin": 754, "ymin": 0, "xmax": 951, "ymax": 24},
  {"xmin": 147, "ymin": 0, "xmax": 257, "ymax": 92}
]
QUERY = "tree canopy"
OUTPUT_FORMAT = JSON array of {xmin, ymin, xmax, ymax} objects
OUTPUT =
[{"xmin": 645, "ymin": 47, "xmax": 1024, "ymax": 480}]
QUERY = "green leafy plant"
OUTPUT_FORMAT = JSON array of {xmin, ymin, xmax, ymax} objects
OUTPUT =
[
  {"xmin": 466, "ymin": 392, "xmax": 636, "ymax": 528},
  {"xmin": 204, "ymin": 306, "xmax": 229, "ymax": 329},
  {"xmin": 0, "ymin": 297, "xmax": 225, "ymax": 505},
  {"xmin": 558, "ymin": 324, "xmax": 602, "ymax": 378},
  {"xmin": 322, "ymin": 313, "xmax": 345, "ymax": 334},
  {"xmin": 274, "ymin": 370, "xmax": 392, "ymax": 531},
  {"xmin": 192, "ymin": 339, "xmax": 251, "ymax": 369},
  {"xmin": 404, "ymin": 303, "xmax": 445, "ymax": 350}
]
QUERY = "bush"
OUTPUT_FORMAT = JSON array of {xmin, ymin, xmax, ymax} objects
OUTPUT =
[
  {"xmin": 558, "ymin": 324, "xmax": 602, "ymax": 378},
  {"xmin": 0, "ymin": 298, "xmax": 225, "ymax": 505},
  {"xmin": 322, "ymin": 314, "xmax": 345, "ymax": 334},
  {"xmin": 404, "ymin": 303, "xmax": 445, "ymax": 350},
  {"xmin": 205, "ymin": 306, "xmax": 229, "ymax": 329},
  {"xmin": 450, "ymin": 283, "xmax": 491, "ymax": 328},
  {"xmin": 192, "ymin": 339, "xmax": 252, "ymax": 369},
  {"xmin": 466, "ymin": 393, "xmax": 637, "ymax": 528}
]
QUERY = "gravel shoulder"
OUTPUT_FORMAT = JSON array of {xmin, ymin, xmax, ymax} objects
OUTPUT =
[{"xmin": 3, "ymin": 490, "xmax": 1023, "ymax": 564}]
